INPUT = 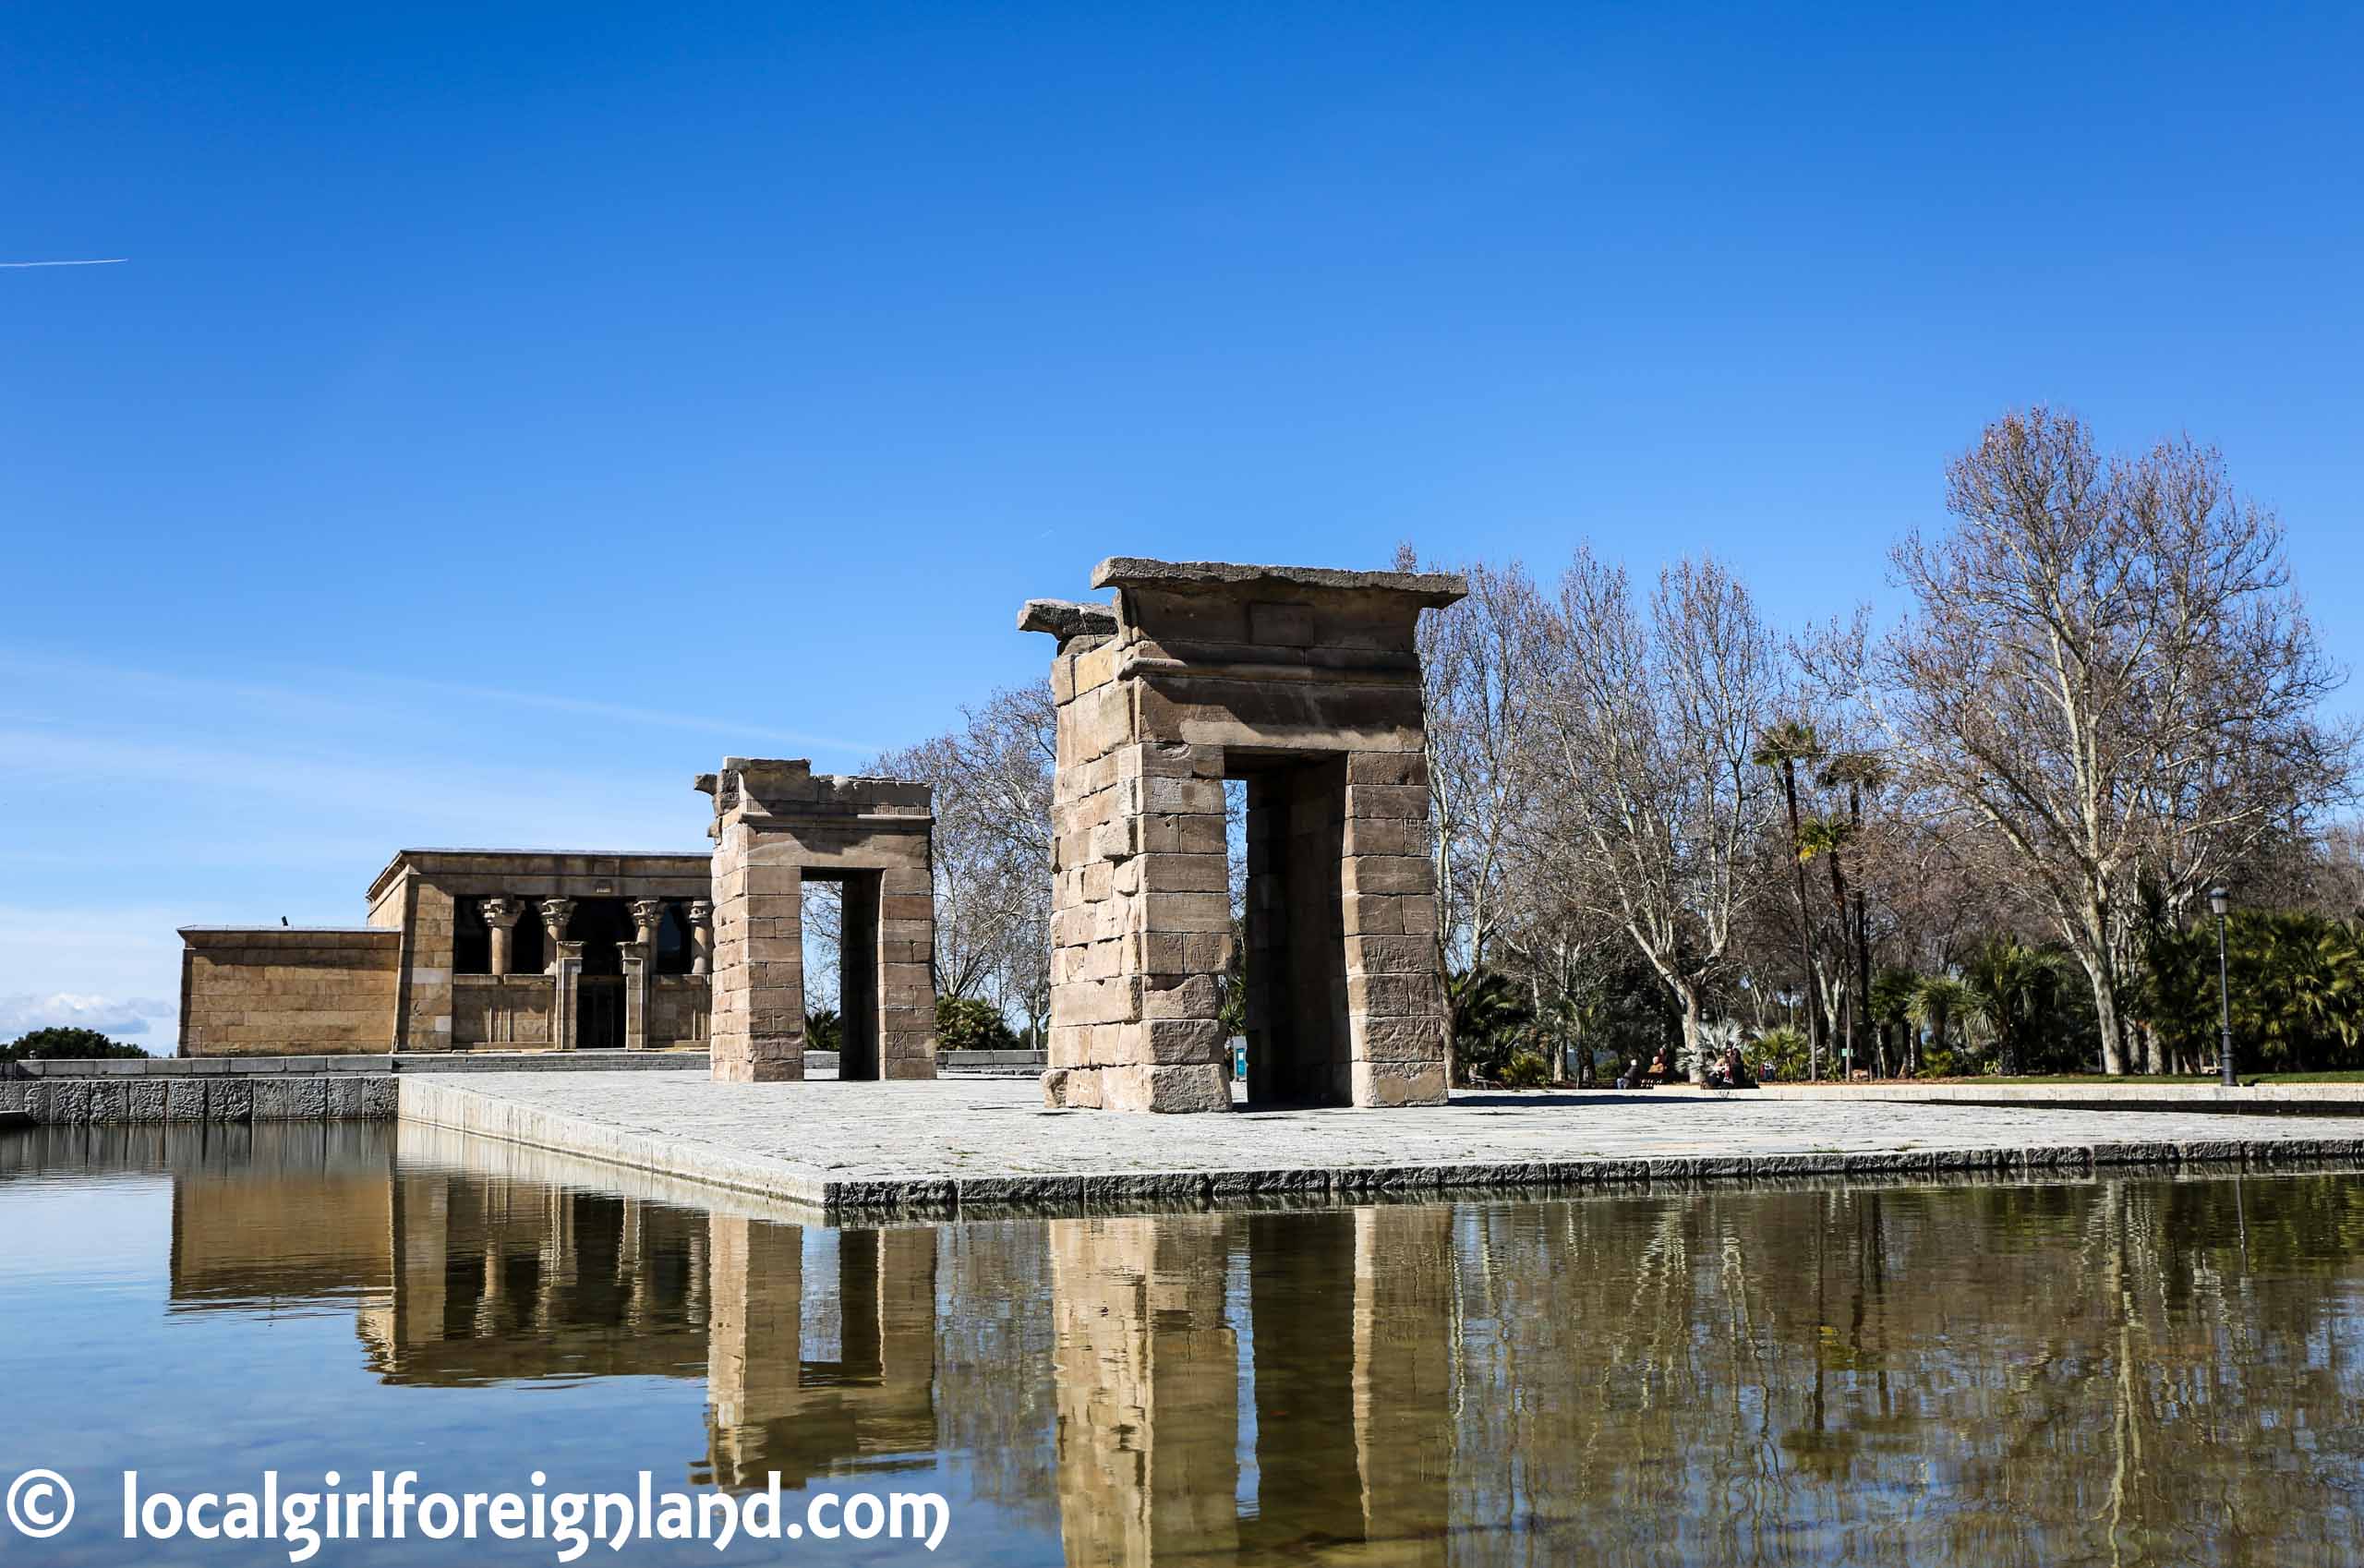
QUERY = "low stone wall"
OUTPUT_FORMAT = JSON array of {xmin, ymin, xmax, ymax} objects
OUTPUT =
[
  {"xmin": 451, "ymin": 974, "xmax": 558, "ymax": 1048},
  {"xmin": 937, "ymin": 1048, "xmax": 1048, "ymax": 1076},
  {"xmin": 0, "ymin": 1051, "xmax": 717, "ymax": 1124},
  {"xmin": 650, "ymin": 974, "xmax": 710, "ymax": 1050},
  {"xmin": 0, "ymin": 1073, "xmax": 394, "ymax": 1125}
]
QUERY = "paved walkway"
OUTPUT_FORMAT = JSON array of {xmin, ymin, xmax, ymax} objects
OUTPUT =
[{"xmin": 398, "ymin": 1073, "xmax": 2364, "ymax": 1214}]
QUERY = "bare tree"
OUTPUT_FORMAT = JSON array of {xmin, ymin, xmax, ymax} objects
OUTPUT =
[
  {"xmin": 871, "ymin": 681, "xmax": 1059, "ymax": 1043},
  {"xmin": 1524, "ymin": 548, "xmax": 1785, "ymax": 1077},
  {"xmin": 1400, "ymin": 546, "xmax": 1546, "ymax": 1080},
  {"xmin": 1865, "ymin": 408, "xmax": 2353, "ymax": 1073}
]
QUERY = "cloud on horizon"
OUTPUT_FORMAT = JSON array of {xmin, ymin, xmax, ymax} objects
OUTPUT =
[{"xmin": 0, "ymin": 991, "xmax": 174, "ymax": 1044}]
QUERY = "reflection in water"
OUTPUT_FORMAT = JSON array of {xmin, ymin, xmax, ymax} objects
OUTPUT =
[{"xmin": 104, "ymin": 1121, "xmax": 2364, "ymax": 1564}]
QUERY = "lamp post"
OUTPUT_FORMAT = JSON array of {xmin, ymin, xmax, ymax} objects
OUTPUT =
[{"xmin": 2211, "ymin": 887, "xmax": 2236, "ymax": 1089}]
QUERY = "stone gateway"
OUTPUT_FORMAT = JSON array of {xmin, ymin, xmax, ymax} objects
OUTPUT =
[
  {"xmin": 698, "ymin": 758, "xmax": 940, "ymax": 1084},
  {"xmin": 1022, "ymin": 558, "xmax": 1466, "ymax": 1113}
]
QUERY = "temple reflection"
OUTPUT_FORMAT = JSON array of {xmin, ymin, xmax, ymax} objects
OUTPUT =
[
  {"xmin": 373, "ymin": 1174, "xmax": 708, "ymax": 1382},
  {"xmin": 1048, "ymin": 1206, "xmax": 1455, "ymax": 1567},
  {"xmin": 163, "ymin": 1123, "xmax": 396, "ymax": 1313},
  {"xmin": 161, "ymin": 1135, "xmax": 943, "ymax": 1490},
  {"xmin": 703, "ymin": 1220, "xmax": 938, "ymax": 1489}
]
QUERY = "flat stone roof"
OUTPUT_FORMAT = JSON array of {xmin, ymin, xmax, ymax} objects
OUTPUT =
[
  {"xmin": 392, "ymin": 848, "xmax": 711, "ymax": 860},
  {"xmin": 177, "ymin": 924, "xmax": 389, "ymax": 934},
  {"xmin": 1092, "ymin": 557, "xmax": 1467, "ymax": 606},
  {"xmin": 367, "ymin": 848, "xmax": 712, "ymax": 902},
  {"xmin": 400, "ymin": 1073, "xmax": 2364, "ymax": 1217}
]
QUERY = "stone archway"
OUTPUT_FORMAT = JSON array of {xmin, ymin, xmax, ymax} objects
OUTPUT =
[
  {"xmin": 1021, "ymin": 558, "xmax": 1465, "ymax": 1113},
  {"xmin": 696, "ymin": 758, "xmax": 940, "ymax": 1084}
]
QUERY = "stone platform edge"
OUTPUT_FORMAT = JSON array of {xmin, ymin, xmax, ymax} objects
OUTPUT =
[
  {"xmin": 393, "ymin": 1078, "xmax": 2364, "ymax": 1218},
  {"xmin": 2, "ymin": 1074, "xmax": 396, "ymax": 1125},
  {"xmin": 1715, "ymin": 1081, "xmax": 2364, "ymax": 1107}
]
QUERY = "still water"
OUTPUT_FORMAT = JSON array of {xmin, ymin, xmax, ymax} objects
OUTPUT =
[{"xmin": 6, "ymin": 1122, "xmax": 2364, "ymax": 1566}]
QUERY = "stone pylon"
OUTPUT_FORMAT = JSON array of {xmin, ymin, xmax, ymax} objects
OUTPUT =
[
  {"xmin": 1020, "ymin": 559, "xmax": 1465, "ymax": 1111},
  {"xmin": 697, "ymin": 759, "xmax": 939, "ymax": 1084}
]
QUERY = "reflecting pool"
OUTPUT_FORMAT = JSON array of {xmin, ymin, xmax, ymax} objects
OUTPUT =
[{"xmin": 6, "ymin": 1121, "xmax": 2364, "ymax": 1564}]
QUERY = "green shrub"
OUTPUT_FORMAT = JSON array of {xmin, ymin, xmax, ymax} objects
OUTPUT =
[
  {"xmin": 935, "ymin": 995, "xmax": 1020, "ymax": 1052},
  {"xmin": 1500, "ymin": 1050, "xmax": 1550, "ymax": 1089},
  {"xmin": 3, "ymin": 1027, "xmax": 150, "ymax": 1063},
  {"xmin": 1750, "ymin": 1025, "xmax": 1809, "ymax": 1080},
  {"xmin": 1450, "ymin": 969, "xmax": 1537, "ymax": 1084}
]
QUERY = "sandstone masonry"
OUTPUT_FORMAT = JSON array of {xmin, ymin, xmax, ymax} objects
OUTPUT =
[
  {"xmin": 697, "ymin": 759, "xmax": 940, "ymax": 1085},
  {"xmin": 181, "ymin": 850, "xmax": 714, "ymax": 1055},
  {"xmin": 1021, "ymin": 558, "xmax": 1466, "ymax": 1113}
]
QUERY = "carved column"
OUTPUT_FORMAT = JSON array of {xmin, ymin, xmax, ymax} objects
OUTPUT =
[
  {"xmin": 537, "ymin": 899, "xmax": 576, "ymax": 974},
  {"xmin": 620, "ymin": 941, "xmax": 649, "ymax": 1053},
  {"xmin": 628, "ymin": 899, "xmax": 665, "ymax": 1052},
  {"xmin": 482, "ymin": 897, "xmax": 524, "ymax": 978},
  {"xmin": 687, "ymin": 900, "xmax": 715, "ymax": 976},
  {"xmin": 629, "ymin": 899, "xmax": 665, "ymax": 957},
  {"xmin": 552, "ymin": 940, "xmax": 585, "ymax": 1050}
]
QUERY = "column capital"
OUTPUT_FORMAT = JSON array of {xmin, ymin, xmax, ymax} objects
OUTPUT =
[
  {"xmin": 628, "ymin": 898, "xmax": 666, "ymax": 944},
  {"xmin": 538, "ymin": 898, "xmax": 576, "ymax": 935},
  {"xmin": 687, "ymin": 899, "xmax": 714, "ymax": 927},
  {"xmin": 480, "ymin": 897, "xmax": 525, "ymax": 930}
]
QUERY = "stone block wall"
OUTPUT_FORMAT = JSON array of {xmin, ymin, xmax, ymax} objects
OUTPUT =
[
  {"xmin": 650, "ymin": 975, "xmax": 712, "ymax": 1049},
  {"xmin": 396, "ymin": 877, "xmax": 458, "ymax": 1053},
  {"xmin": 178, "ymin": 928, "xmax": 402, "ymax": 1056},
  {"xmin": 1043, "ymin": 730, "xmax": 1236, "ymax": 1113},
  {"xmin": 701, "ymin": 759, "xmax": 938, "ymax": 1084},
  {"xmin": 450, "ymin": 974, "xmax": 559, "ymax": 1049}
]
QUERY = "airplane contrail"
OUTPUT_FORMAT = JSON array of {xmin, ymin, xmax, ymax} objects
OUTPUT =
[{"xmin": 0, "ymin": 258, "xmax": 127, "ymax": 268}]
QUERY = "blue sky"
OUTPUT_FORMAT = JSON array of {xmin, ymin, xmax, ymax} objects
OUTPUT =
[{"xmin": 5, "ymin": 2, "xmax": 2360, "ymax": 1046}]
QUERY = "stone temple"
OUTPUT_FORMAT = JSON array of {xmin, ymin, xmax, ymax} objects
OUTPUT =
[
  {"xmin": 1022, "ymin": 558, "xmax": 1466, "ymax": 1112},
  {"xmin": 182, "ymin": 850, "xmax": 718, "ymax": 1056}
]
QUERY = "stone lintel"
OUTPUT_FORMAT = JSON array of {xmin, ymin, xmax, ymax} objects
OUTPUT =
[
  {"xmin": 1092, "ymin": 557, "xmax": 1467, "ymax": 608},
  {"xmin": 698, "ymin": 758, "xmax": 932, "ymax": 825}
]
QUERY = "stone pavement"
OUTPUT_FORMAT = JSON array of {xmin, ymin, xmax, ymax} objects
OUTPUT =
[{"xmin": 398, "ymin": 1072, "xmax": 2364, "ymax": 1215}]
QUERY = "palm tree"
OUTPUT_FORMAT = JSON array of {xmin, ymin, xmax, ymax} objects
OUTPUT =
[
  {"xmin": 1907, "ymin": 976, "xmax": 1980, "ymax": 1075},
  {"xmin": 1820, "ymin": 751, "xmax": 1890, "ymax": 1076},
  {"xmin": 1755, "ymin": 718, "xmax": 1827, "ymax": 1076},
  {"xmin": 1447, "ymin": 969, "xmax": 1536, "ymax": 1084},
  {"xmin": 1797, "ymin": 814, "xmax": 1859, "ymax": 1073},
  {"xmin": 1962, "ymin": 936, "xmax": 2068, "ymax": 1077},
  {"xmin": 2288, "ymin": 921, "xmax": 2364, "ymax": 1063},
  {"xmin": 1870, "ymin": 967, "xmax": 1920, "ymax": 1075}
]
